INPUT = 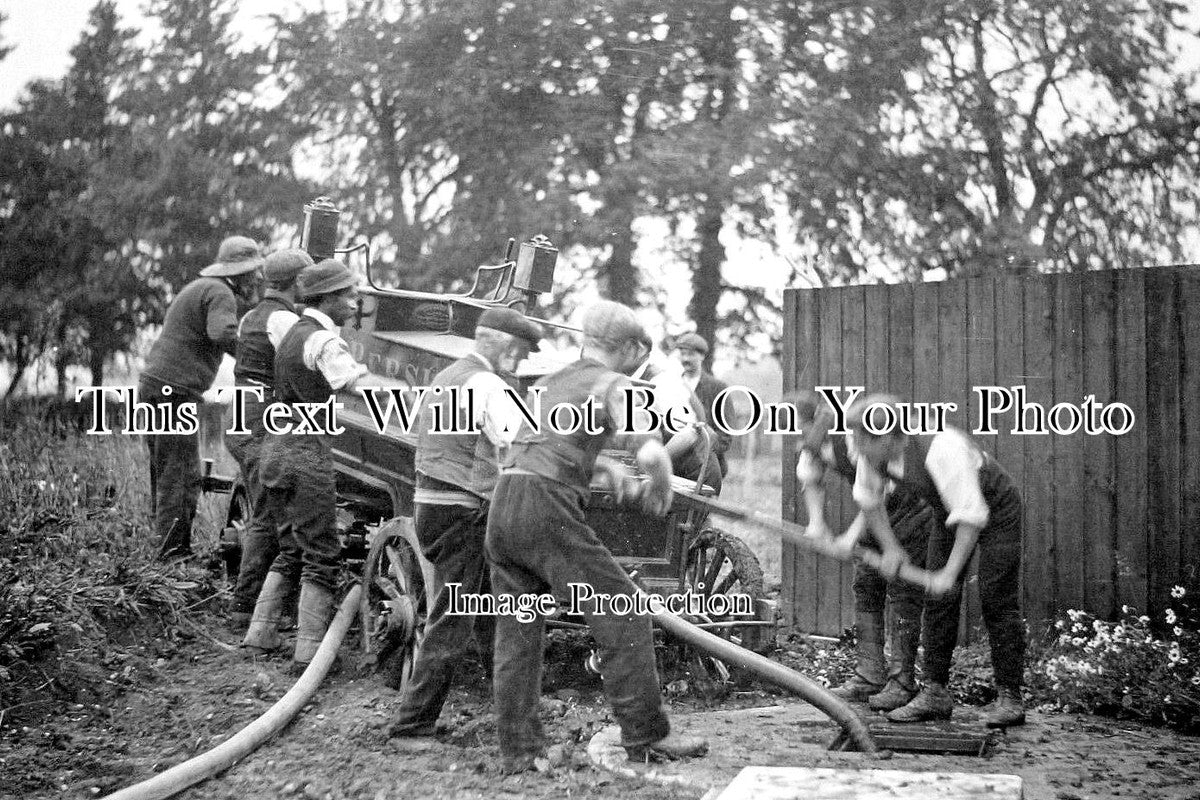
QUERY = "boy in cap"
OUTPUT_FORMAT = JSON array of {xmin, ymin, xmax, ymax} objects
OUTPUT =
[
  {"xmin": 384, "ymin": 306, "xmax": 543, "ymax": 738},
  {"xmin": 792, "ymin": 389, "xmax": 932, "ymax": 711},
  {"xmin": 139, "ymin": 235, "xmax": 264, "ymax": 560},
  {"xmin": 225, "ymin": 248, "xmax": 313, "ymax": 629},
  {"xmin": 243, "ymin": 259, "xmax": 404, "ymax": 665},
  {"xmin": 841, "ymin": 394, "xmax": 1026, "ymax": 727},
  {"xmin": 485, "ymin": 300, "xmax": 707, "ymax": 773},
  {"xmin": 671, "ymin": 332, "xmax": 732, "ymax": 479}
]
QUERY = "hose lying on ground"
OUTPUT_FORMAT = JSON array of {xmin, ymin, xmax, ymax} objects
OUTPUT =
[
  {"xmin": 647, "ymin": 597, "xmax": 881, "ymax": 755},
  {"xmin": 102, "ymin": 584, "xmax": 363, "ymax": 800}
]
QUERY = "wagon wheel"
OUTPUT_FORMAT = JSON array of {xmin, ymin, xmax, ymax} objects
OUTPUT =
[
  {"xmin": 683, "ymin": 527, "xmax": 769, "ymax": 653},
  {"xmin": 361, "ymin": 517, "xmax": 426, "ymax": 691},
  {"xmin": 219, "ymin": 483, "xmax": 251, "ymax": 583}
]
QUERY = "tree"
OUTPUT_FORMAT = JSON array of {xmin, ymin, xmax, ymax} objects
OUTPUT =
[{"xmin": 770, "ymin": 0, "xmax": 1200, "ymax": 278}]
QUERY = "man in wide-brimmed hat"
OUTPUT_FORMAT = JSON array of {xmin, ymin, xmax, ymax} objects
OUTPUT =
[
  {"xmin": 242, "ymin": 259, "xmax": 405, "ymax": 668},
  {"xmin": 139, "ymin": 235, "xmax": 265, "ymax": 560}
]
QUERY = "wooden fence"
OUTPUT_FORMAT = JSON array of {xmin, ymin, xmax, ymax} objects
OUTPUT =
[{"xmin": 780, "ymin": 266, "xmax": 1200, "ymax": 639}]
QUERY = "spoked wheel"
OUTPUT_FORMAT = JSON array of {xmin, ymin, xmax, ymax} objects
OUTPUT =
[
  {"xmin": 219, "ymin": 484, "xmax": 252, "ymax": 584},
  {"xmin": 361, "ymin": 517, "xmax": 426, "ymax": 691},
  {"xmin": 683, "ymin": 527, "xmax": 769, "ymax": 653}
]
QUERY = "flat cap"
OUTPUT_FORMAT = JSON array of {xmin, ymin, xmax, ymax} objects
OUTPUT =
[
  {"xmin": 263, "ymin": 248, "xmax": 314, "ymax": 284},
  {"xmin": 200, "ymin": 236, "xmax": 265, "ymax": 277},
  {"xmin": 672, "ymin": 332, "xmax": 709, "ymax": 355},
  {"xmin": 582, "ymin": 300, "xmax": 647, "ymax": 349},
  {"xmin": 297, "ymin": 259, "xmax": 358, "ymax": 301},
  {"xmin": 476, "ymin": 306, "xmax": 543, "ymax": 352}
]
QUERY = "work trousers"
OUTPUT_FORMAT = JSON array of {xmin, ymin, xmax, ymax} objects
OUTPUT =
[
  {"xmin": 853, "ymin": 498, "xmax": 933, "ymax": 648},
  {"xmin": 485, "ymin": 474, "xmax": 669, "ymax": 761},
  {"xmin": 225, "ymin": 396, "xmax": 283, "ymax": 614},
  {"xmin": 259, "ymin": 434, "xmax": 340, "ymax": 591},
  {"xmin": 388, "ymin": 502, "xmax": 493, "ymax": 734},
  {"xmin": 139, "ymin": 375, "xmax": 201, "ymax": 559},
  {"xmin": 920, "ymin": 465, "xmax": 1026, "ymax": 688}
]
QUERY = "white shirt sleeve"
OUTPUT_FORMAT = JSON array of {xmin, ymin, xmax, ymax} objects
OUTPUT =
[
  {"xmin": 796, "ymin": 449, "xmax": 826, "ymax": 487},
  {"xmin": 303, "ymin": 330, "xmax": 369, "ymax": 391},
  {"xmin": 266, "ymin": 309, "xmax": 300, "ymax": 350},
  {"xmin": 463, "ymin": 370, "xmax": 523, "ymax": 448},
  {"xmin": 925, "ymin": 430, "xmax": 989, "ymax": 529},
  {"xmin": 851, "ymin": 455, "xmax": 889, "ymax": 512}
]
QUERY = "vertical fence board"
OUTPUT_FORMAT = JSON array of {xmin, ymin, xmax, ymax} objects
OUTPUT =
[
  {"xmin": 937, "ymin": 279, "xmax": 969, "ymax": 642},
  {"xmin": 1081, "ymin": 272, "xmax": 1117, "ymax": 619},
  {"xmin": 888, "ymin": 283, "xmax": 916, "ymax": 411},
  {"xmin": 1145, "ymin": 269, "xmax": 1181, "ymax": 615},
  {"xmin": 993, "ymin": 276, "xmax": 1029, "ymax": 623},
  {"xmin": 1179, "ymin": 271, "xmax": 1200, "ymax": 596},
  {"xmin": 817, "ymin": 290, "xmax": 846, "ymax": 635},
  {"xmin": 1052, "ymin": 275, "xmax": 1086, "ymax": 614},
  {"xmin": 781, "ymin": 288, "xmax": 800, "ymax": 629},
  {"xmin": 838, "ymin": 286, "xmax": 868, "ymax": 632},
  {"xmin": 1022, "ymin": 276, "xmax": 1056, "ymax": 624},
  {"xmin": 789, "ymin": 289, "xmax": 821, "ymax": 631},
  {"xmin": 912, "ymin": 285, "xmax": 942, "ymax": 408},
  {"xmin": 963, "ymin": 276, "xmax": 995, "ymax": 642},
  {"xmin": 1113, "ymin": 270, "xmax": 1149, "ymax": 614}
]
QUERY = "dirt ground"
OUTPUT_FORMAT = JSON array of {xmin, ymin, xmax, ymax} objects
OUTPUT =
[{"xmin": 2, "ymin": 616, "xmax": 1197, "ymax": 800}]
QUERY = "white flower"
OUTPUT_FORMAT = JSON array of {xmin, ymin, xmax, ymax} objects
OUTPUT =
[
  {"xmin": 1175, "ymin": 626, "xmax": 1183, "ymax": 638},
  {"xmin": 1056, "ymin": 620, "xmax": 1066, "ymax": 630},
  {"xmin": 1071, "ymin": 637, "xmax": 1085, "ymax": 647},
  {"xmin": 1166, "ymin": 609, "xmax": 1177, "ymax": 625},
  {"xmin": 1171, "ymin": 586, "xmax": 1186, "ymax": 600},
  {"xmin": 1122, "ymin": 605, "xmax": 1131, "ymax": 614}
]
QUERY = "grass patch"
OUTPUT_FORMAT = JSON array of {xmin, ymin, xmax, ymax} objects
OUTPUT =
[{"xmin": 0, "ymin": 400, "xmax": 222, "ymax": 726}]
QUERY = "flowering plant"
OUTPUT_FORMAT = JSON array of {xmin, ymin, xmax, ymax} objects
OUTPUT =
[{"xmin": 1029, "ymin": 586, "xmax": 1199, "ymax": 732}]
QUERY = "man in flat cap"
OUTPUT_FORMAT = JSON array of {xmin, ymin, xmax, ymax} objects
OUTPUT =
[
  {"xmin": 243, "ymin": 259, "xmax": 404, "ymax": 665},
  {"xmin": 385, "ymin": 306, "xmax": 542, "ymax": 740},
  {"xmin": 139, "ymin": 235, "xmax": 264, "ymax": 560},
  {"xmin": 672, "ymin": 332, "xmax": 732, "ymax": 481},
  {"xmin": 485, "ymin": 300, "xmax": 707, "ymax": 773},
  {"xmin": 225, "ymin": 248, "xmax": 313, "ymax": 629}
]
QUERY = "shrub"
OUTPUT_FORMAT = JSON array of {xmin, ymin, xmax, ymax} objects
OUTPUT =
[{"xmin": 1028, "ymin": 589, "xmax": 1200, "ymax": 733}]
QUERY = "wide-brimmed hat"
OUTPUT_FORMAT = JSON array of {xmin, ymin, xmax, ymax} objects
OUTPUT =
[
  {"xmin": 672, "ymin": 332, "xmax": 709, "ymax": 355},
  {"xmin": 582, "ymin": 300, "xmax": 647, "ymax": 349},
  {"xmin": 199, "ymin": 236, "xmax": 264, "ymax": 277},
  {"xmin": 263, "ymin": 248, "xmax": 314, "ymax": 285},
  {"xmin": 476, "ymin": 307, "xmax": 543, "ymax": 352},
  {"xmin": 297, "ymin": 259, "xmax": 358, "ymax": 301}
]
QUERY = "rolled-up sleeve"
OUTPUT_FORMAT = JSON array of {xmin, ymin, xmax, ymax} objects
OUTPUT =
[
  {"xmin": 303, "ymin": 330, "xmax": 368, "ymax": 391},
  {"xmin": 926, "ymin": 430, "xmax": 989, "ymax": 529},
  {"xmin": 796, "ymin": 450, "xmax": 826, "ymax": 487},
  {"xmin": 465, "ymin": 370, "xmax": 524, "ymax": 448}
]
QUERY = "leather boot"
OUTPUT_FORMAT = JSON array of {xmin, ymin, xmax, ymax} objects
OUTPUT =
[
  {"xmin": 242, "ymin": 571, "xmax": 287, "ymax": 652},
  {"xmin": 886, "ymin": 681, "xmax": 954, "ymax": 723},
  {"xmin": 985, "ymin": 685, "xmax": 1026, "ymax": 728},
  {"xmin": 831, "ymin": 612, "xmax": 885, "ymax": 702},
  {"xmin": 293, "ymin": 582, "xmax": 334, "ymax": 666},
  {"xmin": 869, "ymin": 605, "xmax": 919, "ymax": 711},
  {"xmin": 625, "ymin": 730, "xmax": 709, "ymax": 762}
]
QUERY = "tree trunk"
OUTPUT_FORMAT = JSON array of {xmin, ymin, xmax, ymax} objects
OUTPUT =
[
  {"xmin": 690, "ymin": 198, "xmax": 725, "ymax": 368},
  {"xmin": 601, "ymin": 202, "xmax": 638, "ymax": 307}
]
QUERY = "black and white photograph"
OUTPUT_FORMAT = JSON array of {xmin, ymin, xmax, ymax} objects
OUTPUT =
[{"xmin": 1, "ymin": 1, "xmax": 1198, "ymax": 798}]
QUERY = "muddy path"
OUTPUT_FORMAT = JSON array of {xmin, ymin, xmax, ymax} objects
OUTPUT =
[{"xmin": 2, "ymin": 618, "xmax": 1197, "ymax": 800}]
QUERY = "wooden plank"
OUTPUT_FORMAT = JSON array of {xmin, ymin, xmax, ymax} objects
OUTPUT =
[
  {"xmin": 781, "ymin": 288, "xmax": 800, "ymax": 629},
  {"xmin": 1081, "ymin": 271, "xmax": 1117, "ymax": 619},
  {"xmin": 991, "ymin": 275, "xmax": 1027, "ymax": 577},
  {"xmin": 837, "ymin": 285, "xmax": 867, "ymax": 633},
  {"xmin": 788, "ymin": 288, "xmax": 821, "ymax": 632},
  {"xmin": 887, "ymin": 283, "xmax": 915, "ymax": 407},
  {"xmin": 716, "ymin": 767, "xmax": 1023, "ymax": 800},
  {"xmin": 1021, "ymin": 276, "xmax": 1056, "ymax": 625},
  {"xmin": 912, "ymin": 284, "xmax": 941, "ymax": 408},
  {"xmin": 1179, "ymin": 270, "xmax": 1200, "ymax": 606},
  {"xmin": 864, "ymin": 285, "xmax": 890, "ymax": 394},
  {"xmin": 936, "ymin": 278, "xmax": 969, "ymax": 642},
  {"xmin": 1113, "ymin": 269, "xmax": 1149, "ymax": 615},
  {"xmin": 816, "ymin": 289, "xmax": 845, "ymax": 636},
  {"xmin": 1145, "ymin": 268, "xmax": 1181, "ymax": 618},
  {"xmin": 963, "ymin": 276, "xmax": 995, "ymax": 642},
  {"xmin": 1052, "ymin": 274, "xmax": 1085, "ymax": 615}
]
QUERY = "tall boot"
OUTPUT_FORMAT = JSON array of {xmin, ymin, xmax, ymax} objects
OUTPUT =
[
  {"xmin": 242, "ymin": 571, "xmax": 287, "ymax": 652},
  {"xmin": 869, "ymin": 604, "xmax": 920, "ymax": 711},
  {"xmin": 831, "ymin": 612, "xmax": 885, "ymax": 702},
  {"xmin": 293, "ymin": 582, "xmax": 334, "ymax": 667}
]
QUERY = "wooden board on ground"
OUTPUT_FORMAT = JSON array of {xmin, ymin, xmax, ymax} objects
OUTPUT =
[{"xmin": 714, "ymin": 766, "xmax": 1023, "ymax": 800}]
